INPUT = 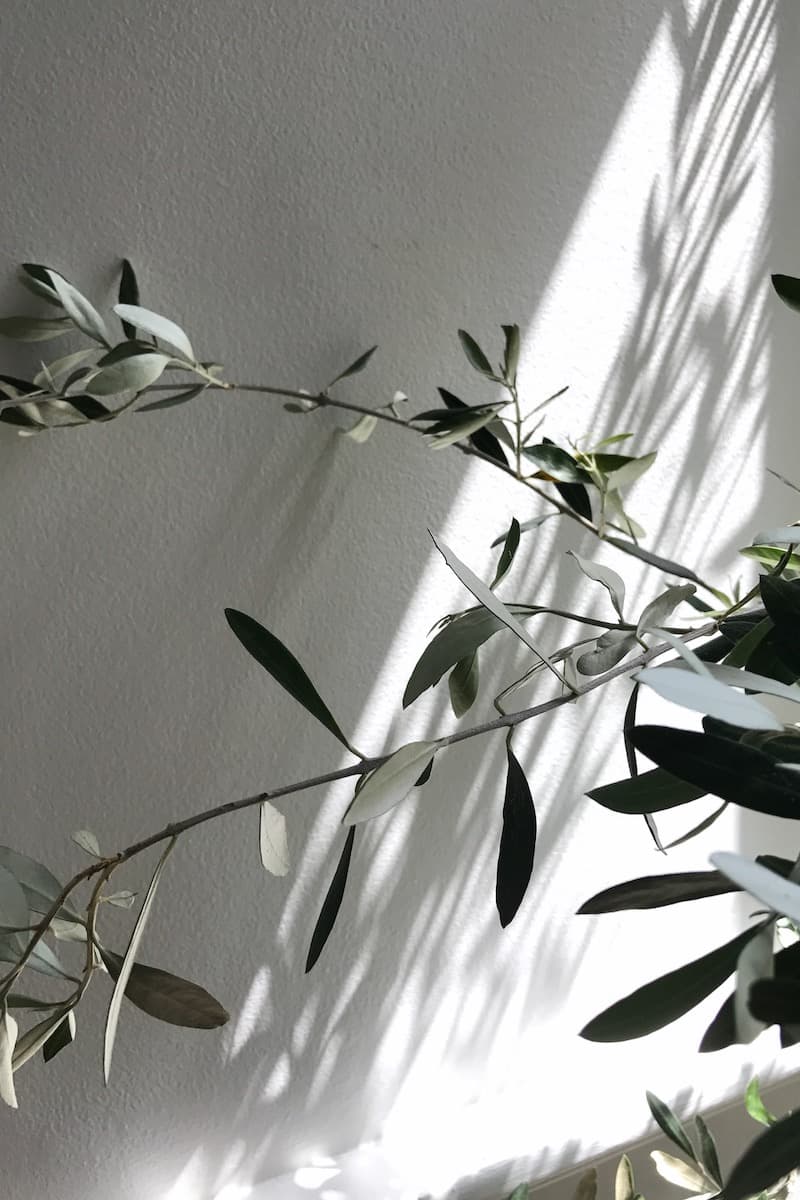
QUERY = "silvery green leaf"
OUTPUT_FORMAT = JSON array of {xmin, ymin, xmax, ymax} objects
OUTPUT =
[
  {"xmin": 343, "ymin": 414, "xmax": 378, "ymax": 443},
  {"xmin": 0, "ymin": 847, "xmax": 77, "ymax": 919},
  {"xmin": 683, "ymin": 662, "xmax": 800, "ymax": 708},
  {"xmin": 605, "ymin": 489, "xmax": 646, "ymax": 539},
  {"xmin": 19, "ymin": 263, "xmax": 62, "ymax": 306},
  {"xmin": 113, "ymin": 304, "xmax": 195, "ymax": 362},
  {"xmin": 12, "ymin": 1006, "xmax": 73, "ymax": 1070},
  {"xmin": 711, "ymin": 853, "xmax": 800, "ymax": 925},
  {"xmin": 50, "ymin": 918, "xmax": 86, "ymax": 942},
  {"xmin": 259, "ymin": 800, "xmax": 289, "ymax": 876},
  {"xmin": 615, "ymin": 1155, "xmax": 635, "ymax": 1200},
  {"xmin": 0, "ymin": 316, "xmax": 73, "ymax": 342},
  {"xmin": 0, "ymin": 867, "xmax": 28, "ymax": 935},
  {"xmin": 26, "ymin": 939, "xmax": 74, "ymax": 981},
  {"xmin": 104, "ymin": 891, "xmax": 136, "ymax": 909},
  {"xmin": 104, "ymin": 837, "xmax": 176, "ymax": 1083},
  {"xmin": 430, "ymin": 532, "xmax": 570, "ymax": 687},
  {"xmin": 634, "ymin": 666, "xmax": 781, "ymax": 731},
  {"xmin": 567, "ymin": 551, "xmax": 625, "ymax": 620},
  {"xmin": 576, "ymin": 631, "xmax": 637, "ymax": 675},
  {"xmin": 636, "ymin": 584, "xmax": 696, "ymax": 637},
  {"xmin": 650, "ymin": 1151, "xmax": 711, "ymax": 1194},
  {"xmin": 117, "ymin": 260, "xmax": 140, "ymax": 338},
  {"xmin": 0, "ymin": 1012, "xmax": 18, "ymax": 1108},
  {"xmin": 46, "ymin": 271, "xmax": 110, "ymax": 346},
  {"xmin": 87, "ymin": 352, "xmax": 171, "ymax": 396},
  {"xmin": 33, "ymin": 349, "xmax": 98, "ymax": 390},
  {"xmin": 752, "ymin": 527, "xmax": 800, "ymax": 546},
  {"xmin": 327, "ymin": 346, "xmax": 378, "ymax": 388},
  {"xmin": 605, "ymin": 451, "xmax": 657, "ymax": 493},
  {"xmin": 71, "ymin": 830, "xmax": 100, "ymax": 858},
  {"xmin": 457, "ymin": 330, "xmax": 496, "ymax": 378},
  {"xmin": 735, "ymin": 924, "xmax": 774, "ymax": 1043},
  {"xmin": 343, "ymin": 741, "xmax": 439, "ymax": 826}
]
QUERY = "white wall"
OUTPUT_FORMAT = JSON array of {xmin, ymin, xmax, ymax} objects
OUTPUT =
[{"xmin": 0, "ymin": 2, "xmax": 798, "ymax": 1198}]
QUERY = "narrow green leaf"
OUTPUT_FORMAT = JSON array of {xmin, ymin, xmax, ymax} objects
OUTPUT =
[
  {"xmin": 695, "ymin": 1114, "xmax": 723, "ymax": 1188},
  {"xmin": 723, "ymin": 617, "xmax": 776, "ymax": 668},
  {"xmin": 636, "ymin": 584, "xmax": 696, "ymax": 637},
  {"xmin": 635, "ymin": 666, "xmax": 781, "ymax": 731},
  {"xmin": 588, "ymin": 764, "xmax": 707, "ymax": 814},
  {"xmin": 0, "ymin": 846, "xmax": 77, "ymax": 919},
  {"xmin": 605, "ymin": 537, "xmax": 704, "ymax": 587},
  {"xmin": 6, "ymin": 994, "xmax": 63, "ymax": 1011},
  {"xmin": 722, "ymin": 1107, "xmax": 800, "ymax": 1200},
  {"xmin": 578, "ymin": 869, "xmax": 742, "ymax": 914},
  {"xmin": 87, "ymin": 351, "xmax": 171, "ymax": 396},
  {"xmin": 630, "ymin": 727, "xmax": 800, "ymax": 820},
  {"xmin": 662, "ymin": 801, "xmax": 728, "ymax": 850},
  {"xmin": 12, "ymin": 1006, "xmax": 73, "ymax": 1070},
  {"xmin": 491, "ymin": 514, "xmax": 554, "ymax": 547},
  {"xmin": 0, "ymin": 867, "xmax": 29, "ymax": 934},
  {"xmin": 761, "ymin": 575, "xmax": 800, "ymax": 629},
  {"xmin": 104, "ymin": 837, "xmax": 176, "ymax": 1083},
  {"xmin": 646, "ymin": 1090, "xmax": 698, "ymax": 1162},
  {"xmin": 428, "ymin": 409, "xmax": 501, "ymax": 449},
  {"xmin": 742, "ymin": 546, "xmax": 800, "ymax": 575},
  {"xmin": 457, "ymin": 329, "xmax": 495, "ymax": 377},
  {"xmin": 580, "ymin": 924, "xmax": 765, "ymax": 1042},
  {"xmin": 502, "ymin": 324, "xmax": 520, "ymax": 384},
  {"xmin": 114, "ymin": 303, "xmax": 195, "ymax": 362},
  {"xmin": 343, "ymin": 741, "xmax": 439, "ymax": 825},
  {"xmin": 492, "ymin": 518, "xmax": 521, "ymax": 589},
  {"xmin": 259, "ymin": 800, "xmax": 289, "ymax": 876},
  {"xmin": 47, "ymin": 271, "xmax": 110, "ymax": 346},
  {"xmin": 403, "ymin": 605, "xmax": 533, "ymax": 707},
  {"xmin": 448, "ymin": 653, "xmax": 479, "ymax": 718},
  {"xmin": 615, "ymin": 1155, "xmax": 635, "ymax": 1200},
  {"xmin": 522, "ymin": 443, "xmax": 590, "ymax": 484},
  {"xmin": 496, "ymin": 747, "xmax": 536, "ymax": 927},
  {"xmin": 118, "ymin": 259, "xmax": 140, "ymax": 338},
  {"xmin": 42, "ymin": 1009, "xmax": 76, "ymax": 1062},
  {"xmin": 33, "ymin": 348, "xmax": 98, "ymax": 390},
  {"xmin": 71, "ymin": 830, "xmax": 100, "ymax": 858},
  {"xmin": 567, "ymin": 552, "xmax": 625, "ymax": 620},
  {"xmin": 430, "ymin": 533, "xmax": 570, "ymax": 687},
  {"xmin": 437, "ymin": 388, "xmax": 507, "ymax": 465},
  {"xmin": 225, "ymin": 609, "xmax": 353, "ymax": 750},
  {"xmin": 305, "ymin": 827, "xmax": 356, "ymax": 973},
  {"xmin": 100, "ymin": 949, "xmax": 229, "ymax": 1029},
  {"xmin": 745, "ymin": 1077, "xmax": 777, "ymax": 1127},
  {"xmin": 506, "ymin": 1186, "xmax": 530, "ymax": 1200},
  {"xmin": 327, "ymin": 346, "xmax": 378, "ymax": 388},
  {"xmin": 605, "ymin": 451, "xmax": 657, "ymax": 493},
  {"xmin": 700, "ymin": 938, "xmax": 800, "ymax": 1052},
  {"xmin": 772, "ymin": 273, "xmax": 800, "ymax": 314},
  {"xmin": 0, "ymin": 316, "xmax": 73, "ymax": 342},
  {"xmin": 136, "ymin": 383, "xmax": 207, "ymax": 413},
  {"xmin": 19, "ymin": 262, "xmax": 62, "ymax": 306},
  {"xmin": 0, "ymin": 1012, "xmax": 18, "ymax": 1109}
]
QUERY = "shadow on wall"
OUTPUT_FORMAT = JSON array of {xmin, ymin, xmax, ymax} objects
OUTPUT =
[{"xmin": 144, "ymin": 4, "xmax": 780, "ymax": 1199}]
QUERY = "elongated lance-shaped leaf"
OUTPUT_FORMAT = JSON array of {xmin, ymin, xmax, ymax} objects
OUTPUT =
[
  {"xmin": 580, "ymin": 923, "xmax": 767, "ymax": 1042},
  {"xmin": 0, "ymin": 1012, "xmax": 18, "ymax": 1108},
  {"xmin": 650, "ymin": 1151, "xmax": 710, "ymax": 1195},
  {"xmin": 136, "ymin": 383, "xmax": 208, "ymax": 413},
  {"xmin": 634, "ymin": 666, "xmax": 781, "ymax": 732},
  {"xmin": 604, "ymin": 452, "xmax": 657, "ymax": 494},
  {"xmin": 430, "ymin": 533, "xmax": 571, "ymax": 688},
  {"xmin": 259, "ymin": 800, "xmax": 289, "ymax": 876},
  {"xmin": 448, "ymin": 652, "xmax": 479, "ymax": 718},
  {"xmin": 458, "ymin": 329, "xmax": 495, "ymax": 378},
  {"xmin": 13, "ymin": 1006, "xmax": 74, "ymax": 1069},
  {"xmin": 19, "ymin": 262, "xmax": 62, "ymax": 306},
  {"xmin": 437, "ymin": 388, "xmax": 507, "ymax": 465},
  {"xmin": 694, "ymin": 1114, "xmax": 722, "ymax": 1188},
  {"xmin": 0, "ymin": 846, "xmax": 78, "ymax": 919},
  {"xmin": 100, "ymin": 949, "xmax": 229, "ymax": 1029},
  {"xmin": 344, "ymin": 741, "xmax": 439, "ymax": 825},
  {"xmin": 646, "ymin": 1091, "xmax": 698, "ymax": 1163},
  {"xmin": 326, "ymin": 345, "xmax": 377, "ymax": 389},
  {"xmin": 523, "ymin": 443, "xmax": 590, "ymax": 484},
  {"xmin": 496, "ymin": 746, "xmax": 536, "ymax": 927},
  {"xmin": 305, "ymin": 827, "xmax": 356, "ymax": 973},
  {"xmin": 104, "ymin": 837, "xmax": 176, "ymax": 1083},
  {"xmin": 42, "ymin": 1009, "xmax": 76, "ymax": 1062},
  {"xmin": 605, "ymin": 536, "xmax": 704, "ymax": 587},
  {"xmin": 502, "ymin": 324, "xmax": 520, "ymax": 384},
  {"xmin": 745, "ymin": 1077, "xmax": 777, "ymax": 1127},
  {"xmin": 722, "ymin": 1106, "xmax": 800, "ymax": 1200},
  {"xmin": 577, "ymin": 868, "xmax": 746, "ymax": 914},
  {"xmin": 663, "ymin": 800, "xmax": 728, "ymax": 850},
  {"xmin": 623, "ymin": 683, "xmax": 663, "ymax": 851},
  {"xmin": 225, "ymin": 608, "xmax": 355, "ymax": 752},
  {"xmin": 46, "ymin": 270, "xmax": 110, "ymax": 346},
  {"xmin": 587, "ymin": 765, "xmax": 707, "ymax": 814},
  {"xmin": 711, "ymin": 853, "xmax": 800, "ymax": 925},
  {"xmin": 630, "ymin": 727, "xmax": 800, "ymax": 820},
  {"xmin": 636, "ymin": 585, "xmax": 696, "ymax": 637},
  {"xmin": 87, "ymin": 351, "xmax": 171, "ymax": 396},
  {"xmin": 700, "ymin": 939, "xmax": 800, "ymax": 1052},
  {"xmin": 0, "ymin": 867, "xmax": 28, "ymax": 934},
  {"xmin": 772, "ymin": 273, "xmax": 800, "ymax": 314},
  {"xmin": 118, "ymin": 259, "xmax": 140, "ymax": 338},
  {"xmin": 491, "ymin": 518, "xmax": 521, "ymax": 589},
  {"xmin": 0, "ymin": 316, "xmax": 73, "ymax": 342},
  {"xmin": 568, "ymin": 552, "xmax": 625, "ymax": 620},
  {"xmin": 114, "ymin": 304, "xmax": 195, "ymax": 362},
  {"xmin": 576, "ymin": 631, "xmax": 637, "ymax": 676},
  {"xmin": 614, "ymin": 1155, "xmax": 635, "ymax": 1200},
  {"xmin": 734, "ymin": 923, "xmax": 774, "ymax": 1043}
]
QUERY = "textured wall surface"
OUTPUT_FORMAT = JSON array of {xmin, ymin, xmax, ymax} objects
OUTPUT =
[{"xmin": 0, "ymin": 2, "xmax": 798, "ymax": 1198}]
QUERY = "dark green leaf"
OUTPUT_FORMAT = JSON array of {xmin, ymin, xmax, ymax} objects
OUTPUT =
[
  {"xmin": 522, "ymin": 443, "xmax": 590, "ymax": 484},
  {"xmin": 630, "ymin": 726, "xmax": 800, "ymax": 819},
  {"xmin": 448, "ymin": 653, "xmax": 479, "ymax": 718},
  {"xmin": 646, "ymin": 1091, "xmax": 698, "ymax": 1163},
  {"xmin": 305, "ymin": 827, "xmax": 356, "ymax": 973},
  {"xmin": 496, "ymin": 747, "xmax": 536, "ymax": 928},
  {"xmin": 700, "ymin": 937, "xmax": 800, "ymax": 1052},
  {"xmin": 225, "ymin": 609, "xmax": 352, "ymax": 750},
  {"xmin": 605, "ymin": 537, "xmax": 703, "ymax": 586},
  {"xmin": 540, "ymin": 438, "xmax": 593, "ymax": 519},
  {"xmin": 760, "ymin": 574, "xmax": 800, "ymax": 630},
  {"xmin": 502, "ymin": 324, "xmax": 520, "ymax": 384},
  {"xmin": 772, "ymin": 273, "xmax": 800, "ymax": 314},
  {"xmin": 63, "ymin": 395, "xmax": 112, "ymax": 421},
  {"xmin": 745, "ymin": 1077, "xmax": 777, "ymax": 1127},
  {"xmin": 414, "ymin": 758, "xmax": 434, "ymax": 788},
  {"xmin": 580, "ymin": 924, "xmax": 765, "ymax": 1042},
  {"xmin": 723, "ymin": 617, "xmax": 773, "ymax": 669},
  {"xmin": 695, "ymin": 1114, "xmax": 722, "ymax": 1187},
  {"xmin": 403, "ymin": 605, "xmax": 532, "ymax": 708},
  {"xmin": 19, "ymin": 262, "xmax": 62, "ymax": 306},
  {"xmin": 578, "ymin": 869, "xmax": 742, "ymax": 914},
  {"xmin": 492, "ymin": 518, "xmax": 521, "ymax": 588},
  {"xmin": 101, "ymin": 949, "xmax": 229, "ymax": 1028},
  {"xmin": 136, "ymin": 384, "xmax": 207, "ymax": 413},
  {"xmin": 623, "ymin": 684, "xmax": 663, "ymax": 851},
  {"xmin": 42, "ymin": 1012, "xmax": 75, "ymax": 1062},
  {"xmin": 5, "ymin": 994, "xmax": 62, "ymax": 1011},
  {"xmin": 437, "ymin": 388, "xmax": 507, "ymax": 465},
  {"xmin": 588, "ymin": 765, "xmax": 707, "ymax": 814},
  {"xmin": 749, "ymin": 978, "xmax": 800, "ymax": 1027},
  {"xmin": 118, "ymin": 259, "xmax": 141, "ymax": 338},
  {"xmin": 662, "ymin": 801, "xmax": 728, "ymax": 850},
  {"xmin": 722, "ymin": 1106, "xmax": 800, "ymax": 1200},
  {"xmin": 0, "ymin": 374, "xmax": 37, "ymax": 396},
  {"xmin": 327, "ymin": 346, "xmax": 378, "ymax": 388},
  {"xmin": 458, "ymin": 329, "xmax": 495, "ymax": 377}
]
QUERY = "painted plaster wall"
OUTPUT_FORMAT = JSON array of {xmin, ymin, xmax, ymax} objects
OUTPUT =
[{"xmin": 0, "ymin": 2, "xmax": 798, "ymax": 1197}]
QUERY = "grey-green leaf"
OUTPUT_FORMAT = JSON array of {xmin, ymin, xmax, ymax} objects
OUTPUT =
[
  {"xmin": 87, "ymin": 351, "xmax": 171, "ymax": 396},
  {"xmin": 327, "ymin": 346, "xmax": 378, "ymax": 388},
  {"xmin": 492, "ymin": 518, "xmax": 521, "ymax": 588},
  {"xmin": 136, "ymin": 383, "xmax": 207, "ymax": 413},
  {"xmin": 646, "ymin": 1090, "xmax": 698, "ymax": 1162},
  {"xmin": 458, "ymin": 329, "xmax": 496, "ymax": 377},
  {"xmin": 448, "ymin": 653, "xmax": 479, "ymax": 718},
  {"xmin": 694, "ymin": 1114, "xmax": 722, "ymax": 1187},
  {"xmin": 225, "ymin": 608, "xmax": 353, "ymax": 751},
  {"xmin": 47, "ymin": 271, "xmax": 110, "ymax": 346},
  {"xmin": 101, "ymin": 949, "xmax": 229, "ymax": 1029},
  {"xmin": 114, "ymin": 304, "xmax": 195, "ymax": 362},
  {"xmin": 0, "ymin": 316, "xmax": 73, "ymax": 342}
]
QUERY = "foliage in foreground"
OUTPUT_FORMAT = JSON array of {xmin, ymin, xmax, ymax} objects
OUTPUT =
[{"xmin": 2, "ymin": 262, "xmax": 800, "ymax": 1196}]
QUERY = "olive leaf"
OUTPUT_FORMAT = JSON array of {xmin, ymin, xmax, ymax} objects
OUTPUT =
[
  {"xmin": 305, "ymin": 827, "xmax": 356, "ymax": 973},
  {"xmin": 646, "ymin": 1090, "xmax": 698, "ymax": 1162},
  {"xmin": 745, "ymin": 1077, "xmax": 777, "ymax": 1127},
  {"xmin": 457, "ymin": 329, "xmax": 496, "ymax": 378},
  {"xmin": 100, "ymin": 949, "xmax": 229, "ymax": 1029},
  {"xmin": 567, "ymin": 552, "xmax": 625, "ymax": 620},
  {"xmin": 343, "ymin": 742, "xmax": 439, "ymax": 826},
  {"xmin": 259, "ymin": 800, "xmax": 289, "ymax": 877},
  {"xmin": 114, "ymin": 303, "xmax": 195, "ymax": 362},
  {"xmin": 491, "ymin": 518, "xmax": 521, "ymax": 589},
  {"xmin": 46, "ymin": 271, "xmax": 110, "ymax": 346},
  {"xmin": 87, "ymin": 351, "xmax": 171, "ymax": 396},
  {"xmin": 225, "ymin": 608, "xmax": 355, "ymax": 752},
  {"xmin": 496, "ymin": 746, "xmax": 536, "ymax": 927},
  {"xmin": 118, "ymin": 259, "xmax": 141, "ymax": 338},
  {"xmin": 722, "ymin": 1107, "xmax": 800, "ymax": 1200},
  {"xmin": 0, "ymin": 316, "xmax": 73, "ymax": 342},
  {"xmin": 448, "ymin": 653, "xmax": 479, "ymax": 718},
  {"xmin": 0, "ymin": 1012, "xmax": 18, "ymax": 1109},
  {"xmin": 327, "ymin": 346, "xmax": 378, "ymax": 388}
]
